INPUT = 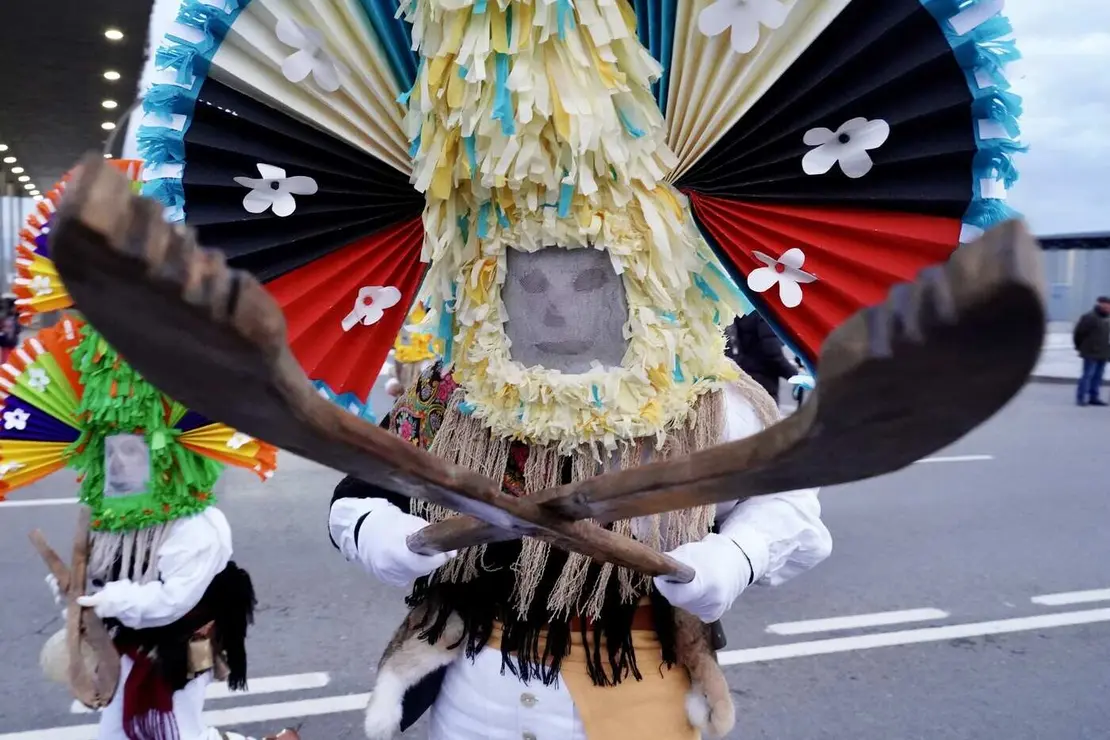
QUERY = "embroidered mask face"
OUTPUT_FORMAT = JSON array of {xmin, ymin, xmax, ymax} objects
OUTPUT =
[{"xmin": 503, "ymin": 248, "xmax": 628, "ymax": 374}]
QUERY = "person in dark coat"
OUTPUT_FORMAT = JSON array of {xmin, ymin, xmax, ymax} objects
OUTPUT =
[
  {"xmin": 1073, "ymin": 296, "xmax": 1110, "ymax": 407},
  {"xmin": 726, "ymin": 312, "xmax": 800, "ymax": 403}
]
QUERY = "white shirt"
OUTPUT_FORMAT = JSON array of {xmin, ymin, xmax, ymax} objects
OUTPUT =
[{"xmin": 90, "ymin": 508, "xmax": 233, "ymax": 630}]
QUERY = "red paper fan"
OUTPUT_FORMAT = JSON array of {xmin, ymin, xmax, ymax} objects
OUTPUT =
[
  {"xmin": 690, "ymin": 194, "xmax": 962, "ymax": 360},
  {"xmin": 265, "ymin": 216, "xmax": 426, "ymax": 404}
]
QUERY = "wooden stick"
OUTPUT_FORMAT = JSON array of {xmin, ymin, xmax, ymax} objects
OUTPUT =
[{"xmin": 49, "ymin": 155, "xmax": 1044, "ymax": 579}]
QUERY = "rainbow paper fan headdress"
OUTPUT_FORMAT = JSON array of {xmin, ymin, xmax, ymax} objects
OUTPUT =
[
  {"xmin": 1, "ymin": 162, "xmax": 276, "ymax": 545},
  {"xmin": 133, "ymin": 0, "xmax": 1022, "ymax": 448}
]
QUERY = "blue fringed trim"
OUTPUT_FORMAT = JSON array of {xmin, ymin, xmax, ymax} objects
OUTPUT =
[
  {"xmin": 140, "ymin": 0, "xmax": 251, "ymax": 225},
  {"xmin": 464, "ymin": 135, "xmax": 478, "ymax": 177},
  {"xmin": 492, "ymin": 53, "xmax": 516, "ymax": 136},
  {"xmin": 478, "ymin": 202, "xmax": 492, "ymax": 239},
  {"xmin": 137, "ymin": 125, "xmax": 186, "ymax": 165},
  {"xmin": 617, "ymin": 109, "xmax": 645, "ymax": 138},
  {"xmin": 557, "ymin": 176, "xmax": 574, "ymax": 218},
  {"xmin": 312, "ymin": 381, "xmax": 376, "ymax": 423},
  {"xmin": 438, "ymin": 286, "xmax": 457, "ymax": 368},
  {"xmin": 144, "ymin": 179, "xmax": 186, "ymax": 216},
  {"xmin": 919, "ymin": 0, "xmax": 1025, "ymax": 234},
  {"xmin": 672, "ymin": 356, "xmax": 685, "ymax": 383},
  {"xmin": 556, "ymin": 0, "xmax": 576, "ymax": 41}
]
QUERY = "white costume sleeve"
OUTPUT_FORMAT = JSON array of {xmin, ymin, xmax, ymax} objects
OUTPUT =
[
  {"xmin": 714, "ymin": 383, "xmax": 833, "ymax": 586},
  {"xmin": 88, "ymin": 508, "xmax": 233, "ymax": 630}
]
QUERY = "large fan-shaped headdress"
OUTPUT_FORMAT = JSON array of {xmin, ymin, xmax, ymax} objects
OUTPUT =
[
  {"xmin": 2, "ymin": 163, "xmax": 277, "ymax": 534},
  {"xmin": 136, "ymin": 0, "xmax": 1022, "ymax": 444}
]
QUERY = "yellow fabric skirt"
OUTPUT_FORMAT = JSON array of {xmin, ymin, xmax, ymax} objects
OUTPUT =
[{"xmin": 487, "ymin": 623, "xmax": 699, "ymax": 740}]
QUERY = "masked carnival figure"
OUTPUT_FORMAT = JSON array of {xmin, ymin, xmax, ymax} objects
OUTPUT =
[
  {"xmin": 3, "ymin": 164, "xmax": 294, "ymax": 740},
  {"xmin": 133, "ymin": 1, "xmax": 1023, "ymax": 737}
]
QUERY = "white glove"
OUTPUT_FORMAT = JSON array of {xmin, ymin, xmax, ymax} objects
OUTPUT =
[
  {"xmin": 45, "ymin": 574, "xmax": 64, "ymax": 606},
  {"xmin": 45, "ymin": 574, "xmax": 67, "ymax": 621},
  {"xmin": 353, "ymin": 503, "xmax": 456, "ymax": 589},
  {"xmin": 653, "ymin": 533, "xmax": 753, "ymax": 623},
  {"xmin": 76, "ymin": 580, "xmax": 132, "ymax": 620}
]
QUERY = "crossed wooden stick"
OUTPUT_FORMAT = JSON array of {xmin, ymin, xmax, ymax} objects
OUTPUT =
[
  {"xmin": 47, "ymin": 156, "xmax": 1046, "ymax": 584},
  {"xmin": 28, "ymin": 508, "xmax": 120, "ymax": 708}
]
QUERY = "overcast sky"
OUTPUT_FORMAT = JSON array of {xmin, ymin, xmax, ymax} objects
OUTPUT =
[{"xmin": 1007, "ymin": 0, "xmax": 1109, "ymax": 235}]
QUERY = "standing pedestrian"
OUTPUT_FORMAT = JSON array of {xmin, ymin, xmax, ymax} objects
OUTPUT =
[{"xmin": 1072, "ymin": 296, "xmax": 1110, "ymax": 406}]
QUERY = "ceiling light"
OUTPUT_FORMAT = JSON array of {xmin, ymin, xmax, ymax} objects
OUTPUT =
[
  {"xmin": 104, "ymin": 29, "xmax": 124, "ymax": 41},
  {"xmin": 23, "ymin": 182, "xmax": 36, "ymax": 190},
  {"xmin": 33, "ymin": 195, "xmax": 43, "ymax": 202},
  {"xmin": 104, "ymin": 153, "xmax": 113, "ymax": 159},
  {"xmin": 0, "ymin": 144, "xmax": 7, "ymax": 152},
  {"xmin": 102, "ymin": 100, "xmax": 119, "ymax": 110},
  {"xmin": 2, "ymin": 156, "xmax": 16, "ymax": 164},
  {"xmin": 101, "ymin": 121, "xmax": 117, "ymax": 130},
  {"xmin": 30, "ymin": 189, "xmax": 40, "ymax": 195},
  {"xmin": 10, "ymin": 167, "xmax": 23, "ymax": 174},
  {"xmin": 104, "ymin": 70, "xmax": 121, "ymax": 81},
  {"xmin": 17, "ymin": 175, "xmax": 29, "ymax": 182}
]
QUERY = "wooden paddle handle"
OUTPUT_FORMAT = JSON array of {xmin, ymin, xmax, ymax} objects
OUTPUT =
[{"xmin": 406, "ymin": 528, "xmax": 696, "ymax": 584}]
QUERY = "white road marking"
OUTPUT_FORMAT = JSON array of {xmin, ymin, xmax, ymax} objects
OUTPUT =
[
  {"xmin": 766, "ymin": 608, "xmax": 949, "ymax": 636},
  {"xmin": 4, "ymin": 693, "xmax": 371, "ymax": 740},
  {"xmin": 721, "ymin": 607, "xmax": 1110, "ymax": 665},
  {"xmin": 68, "ymin": 672, "xmax": 330, "ymax": 713},
  {"xmin": 6, "ymin": 603, "xmax": 1101, "ymax": 736},
  {"xmin": 0, "ymin": 497, "xmax": 77, "ymax": 508},
  {"xmin": 914, "ymin": 454, "xmax": 993, "ymax": 464},
  {"xmin": 1031, "ymin": 588, "xmax": 1110, "ymax": 607},
  {"xmin": 11, "ymin": 608, "xmax": 1108, "ymax": 738}
]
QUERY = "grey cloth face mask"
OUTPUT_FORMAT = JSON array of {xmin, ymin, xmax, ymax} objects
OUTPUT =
[{"xmin": 502, "ymin": 247, "xmax": 629, "ymax": 374}]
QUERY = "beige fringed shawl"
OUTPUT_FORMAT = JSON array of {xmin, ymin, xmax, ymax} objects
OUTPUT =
[{"xmin": 410, "ymin": 369, "xmax": 780, "ymax": 622}]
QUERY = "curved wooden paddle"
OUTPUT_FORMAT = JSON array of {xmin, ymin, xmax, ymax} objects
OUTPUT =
[
  {"xmin": 411, "ymin": 216, "xmax": 1047, "ymax": 552},
  {"xmin": 49, "ymin": 155, "xmax": 1045, "ymax": 580},
  {"xmin": 48, "ymin": 155, "xmax": 694, "ymax": 583}
]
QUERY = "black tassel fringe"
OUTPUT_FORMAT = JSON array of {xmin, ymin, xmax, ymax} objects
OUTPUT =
[{"xmin": 407, "ymin": 541, "xmax": 677, "ymax": 688}]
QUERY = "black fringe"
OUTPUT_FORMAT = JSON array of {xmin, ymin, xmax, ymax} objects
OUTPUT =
[
  {"xmin": 208, "ymin": 561, "xmax": 256, "ymax": 691},
  {"xmin": 112, "ymin": 563, "xmax": 256, "ymax": 693},
  {"xmin": 406, "ymin": 541, "xmax": 678, "ymax": 688}
]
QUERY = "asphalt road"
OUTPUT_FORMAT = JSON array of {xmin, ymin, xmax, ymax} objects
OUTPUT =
[{"xmin": 1, "ymin": 382, "xmax": 1107, "ymax": 740}]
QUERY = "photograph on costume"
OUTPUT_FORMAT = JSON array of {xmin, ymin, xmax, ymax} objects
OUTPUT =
[
  {"xmin": 0, "ymin": 1, "xmax": 1107, "ymax": 740},
  {"xmin": 103, "ymin": 434, "xmax": 152, "ymax": 497}
]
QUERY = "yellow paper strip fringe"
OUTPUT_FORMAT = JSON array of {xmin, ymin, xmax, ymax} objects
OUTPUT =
[{"xmin": 402, "ymin": 0, "xmax": 738, "ymax": 451}]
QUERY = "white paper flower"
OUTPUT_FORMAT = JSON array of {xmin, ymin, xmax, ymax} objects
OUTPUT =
[
  {"xmin": 27, "ymin": 368, "xmax": 50, "ymax": 393},
  {"xmin": 747, "ymin": 248, "xmax": 817, "ymax": 309},
  {"xmin": 233, "ymin": 164, "xmax": 318, "ymax": 217},
  {"xmin": 226, "ymin": 432, "xmax": 253, "ymax": 450},
  {"xmin": 341, "ymin": 286, "xmax": 403, "ymax": 332},
  {"xmin": 802, "ymin": 118, "xmax": 891, "ymax": 179},
  {"xmin": 3, "ymin": 408, "xmax": 30, "ymax": 431},
  {"xmin": 698, "ymin": 0, "xmax": 790, "ymax": 55},
  {"xmin": 276, "ymin": 17, "xmax": 349, "ymax": 93},
  {"xmin": 29, "ymin": 275, "xmax": 53, "ymax": 297},
  {"xmin": 0, "ymin": 460, "xmax": 25, "ymax": 479}
]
